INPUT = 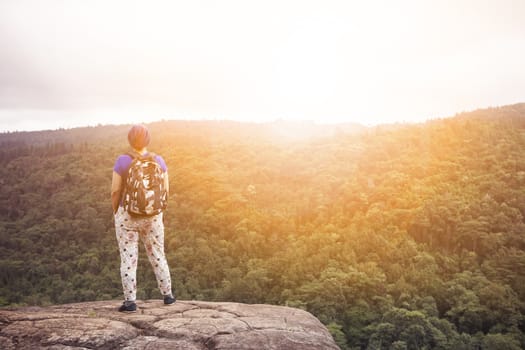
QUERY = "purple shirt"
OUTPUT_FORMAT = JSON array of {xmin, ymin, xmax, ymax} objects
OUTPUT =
[{"xmin": 113, "ymin": 153, "xmax": 168, "ymax": 176}]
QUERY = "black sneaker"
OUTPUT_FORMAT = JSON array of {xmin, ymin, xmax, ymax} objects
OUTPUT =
[
  {"xmin": 118, "ymin": 301, "xmax": 137, "ymax": 313},
  {"xmin": 163, "ymin": 295, "xmax": 176, "ymax": 305}
]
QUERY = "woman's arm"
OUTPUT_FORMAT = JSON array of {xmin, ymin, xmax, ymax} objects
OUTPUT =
[
  {"xmin": 111, "ymin": 171, "xmax": 122, "ymax": 214},
  {"xmin": 164, "ymin": 171, "xmax": 170, "ymax": 197}
]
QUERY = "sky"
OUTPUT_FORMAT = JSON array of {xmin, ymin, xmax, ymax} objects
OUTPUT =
[{"xmin": 1, "ymin": 0, "xmax": 524, "ymax": 131}]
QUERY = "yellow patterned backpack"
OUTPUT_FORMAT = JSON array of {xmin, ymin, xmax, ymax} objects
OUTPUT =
[{"xmin": 123, "ymin": 152, "xmax": 168, "ymax": 216}]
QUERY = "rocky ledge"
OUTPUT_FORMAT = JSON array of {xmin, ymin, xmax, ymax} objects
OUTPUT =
[{"xmin": 0, "ymin": 300, "xmax": 340, "ymax": 349}]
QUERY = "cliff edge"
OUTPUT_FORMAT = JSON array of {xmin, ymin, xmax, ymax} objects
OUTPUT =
[{"xmin": 0, "ymin": 300, "xmax": 340, "ymax": 349}]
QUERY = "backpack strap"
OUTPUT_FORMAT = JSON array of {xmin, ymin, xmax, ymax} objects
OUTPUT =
[{"xmin": 127, "ymin": 150, "xmax": 156, "ymax": 160}]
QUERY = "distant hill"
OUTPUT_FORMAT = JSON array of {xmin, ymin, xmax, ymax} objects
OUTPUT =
[{"xmin": 1, "ymin": 103, "xmax": 525, "ymax": 349}]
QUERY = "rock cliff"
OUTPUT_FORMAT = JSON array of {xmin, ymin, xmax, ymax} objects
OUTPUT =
[{"xmin": 0, "ymin": 300, "xmax": 340, "ymax": 349}]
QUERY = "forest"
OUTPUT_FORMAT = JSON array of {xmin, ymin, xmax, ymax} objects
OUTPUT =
[{"xmin": 1, "ymin": 104, "xmax": 525, "ymax": 349}]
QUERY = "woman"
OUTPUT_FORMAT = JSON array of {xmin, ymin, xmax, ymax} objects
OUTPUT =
[{"xmin": 111, "ymin": 124, "xmax": 175, "ymax": 312}]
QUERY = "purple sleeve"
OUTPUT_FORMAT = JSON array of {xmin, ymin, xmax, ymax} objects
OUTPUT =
[
  {"xmin": 113, "ymin": 155, "xmax": 133, "ymax": 176},
  {"xmin": 155, "ymin": 155, "xmax": 168, "ymax": 172},
  {"xmin": 113, "ymin": 154, "xmax": 167, "ymax": 175}
]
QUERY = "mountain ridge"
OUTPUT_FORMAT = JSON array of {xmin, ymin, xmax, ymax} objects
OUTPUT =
[{"xmin": 1, "ymin": 103, "xmax": 525, "ymax": 349}]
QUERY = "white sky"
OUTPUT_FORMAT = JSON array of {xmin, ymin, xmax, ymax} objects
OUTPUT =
[{"xmin": 0, "ymin": 0, "xmax": 524, "ymax": 131}]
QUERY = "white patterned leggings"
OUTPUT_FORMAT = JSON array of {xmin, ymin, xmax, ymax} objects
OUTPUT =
[{"xmin": 114, "ymin": 207, "xmax": 172, "ymax": 301}]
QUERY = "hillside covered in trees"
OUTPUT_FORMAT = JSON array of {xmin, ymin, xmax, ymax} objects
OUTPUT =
[{"xmin": 1, "ymin": 104, "xmax": 525, "ymax": 349}]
